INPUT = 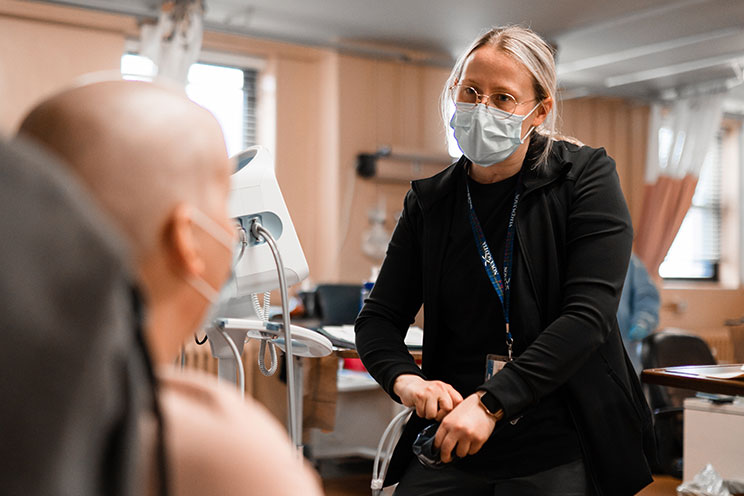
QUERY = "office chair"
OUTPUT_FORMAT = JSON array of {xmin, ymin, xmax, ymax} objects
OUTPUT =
[
  {"xmin": 314, "ymin": 283, "xmax": 364, "ymax": 326},
  {"xmin": 640, "ymin": 329, "xmax": 717, "ymax": 479}
]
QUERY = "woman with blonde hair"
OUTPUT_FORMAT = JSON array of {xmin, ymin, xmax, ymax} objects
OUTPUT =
[{"xmin": 356, "ymin": 25, "xmax": 654, "ymax": 495}]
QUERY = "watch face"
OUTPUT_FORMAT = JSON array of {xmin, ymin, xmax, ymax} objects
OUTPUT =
[{"xmin": 480, "ymin": 392, "xmax": 501, "ymax": 415}]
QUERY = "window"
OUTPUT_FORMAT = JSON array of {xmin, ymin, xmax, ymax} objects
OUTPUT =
[
  {"xmin": 120, "ymin": 53, "xmax": 257, "ymax": 157},
  {"xmin": 659, "ymin": 125, "xmax": 734, "ymax": 281}
]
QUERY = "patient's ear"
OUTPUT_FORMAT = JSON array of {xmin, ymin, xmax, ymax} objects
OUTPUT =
[{"xmin": 165, "ymin": 203, "xmax": 205, "ymax": 277}]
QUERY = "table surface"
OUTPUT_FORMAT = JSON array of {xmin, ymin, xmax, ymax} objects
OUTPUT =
[
  {"xmin": 641, "ymin": 364, "xmax": 744, "ymax": 396},
  {"xmin": 334, "ymin": 347, "xmax": 422, "ymax": 361}
]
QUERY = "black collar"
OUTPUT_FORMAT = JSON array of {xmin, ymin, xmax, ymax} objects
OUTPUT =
[{"xmin": 413, "ymin": 136, "xmax": 574, "ymax": 211}]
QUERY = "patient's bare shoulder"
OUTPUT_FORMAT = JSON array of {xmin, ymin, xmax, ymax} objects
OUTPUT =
[{"xmin": 157, "ymin": 367, "xmax": 323, "ymax": 496}]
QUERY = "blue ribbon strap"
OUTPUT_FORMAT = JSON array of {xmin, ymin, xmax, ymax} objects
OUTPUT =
[{"xmin": 465, "ymin": 171, "xmax": 522, "ymax": 360}]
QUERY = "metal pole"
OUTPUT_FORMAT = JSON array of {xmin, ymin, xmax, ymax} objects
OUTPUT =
[
  {"xmin": 251, "ymin": 221, "xmax": 301, "ymax": 451},
  {"xmin": 218, "ymin": 328, "xmax": 245, "ymax": 399}
]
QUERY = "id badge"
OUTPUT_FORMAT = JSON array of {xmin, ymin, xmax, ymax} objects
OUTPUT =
[
  {"xmin": 485, "ymin": 353, "xmax": 522, "ymax": 425},
  {"xmin": 485, "ymin": 354, "xmax": 509, "ymax": 381}
]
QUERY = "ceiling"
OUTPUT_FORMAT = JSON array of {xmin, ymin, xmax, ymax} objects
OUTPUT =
[{"xmin": 35, "ymin": 0, "xmax": 744, "ymax": 106}]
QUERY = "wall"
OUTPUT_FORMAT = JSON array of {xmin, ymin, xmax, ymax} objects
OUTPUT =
[
  {"xmin": 559, "ymin": 97, "xmax": 649, "ymax": 227},
  {"xmin": 335, "ymin": 55, "xmax": 450, "ymax": 284},
  {"xmin": 0, "ymin": 1, "xmax": 343, "ymax": 286},
  {"xmin": 561, "ymin": 97, "xmax": 744, "ymax": 337},
  {"xmin": 4, "ymin": 1, "xmax": 742, "ymax": 339},
  {"xmin": 0, "ymin": 2, "xmax": 131, "ymax": 134}
]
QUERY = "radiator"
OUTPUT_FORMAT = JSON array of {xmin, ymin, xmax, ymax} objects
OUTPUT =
[
  {"xmin": 179, "ymin": 339, "xmax": 255, "ymax": 396},
  {"xmin": 727, "ymin": 325, "xmax": 744, "ymax": 363},
  {"xmin": 177, "ymin": 339, "xmax": 339, "ymax": 431},
  {"xmin": 694, "ymin": 328, "xmax": 735, "ymax": 364}
]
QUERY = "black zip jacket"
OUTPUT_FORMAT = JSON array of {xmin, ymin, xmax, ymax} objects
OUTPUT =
[{"xmin": 355, "ymin": 139, "xmax": 655, "ymax": 495}]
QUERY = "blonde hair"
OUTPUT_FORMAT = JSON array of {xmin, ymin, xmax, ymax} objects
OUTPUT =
[{"xmin": 440, "ymin": 25, "xmax": 567, "ymax": 167}]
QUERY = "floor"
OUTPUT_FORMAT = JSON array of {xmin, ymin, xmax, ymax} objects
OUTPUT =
[
  {"xmin": 320, "ymin": 458, "xmax": 682, "ymax": 496},
  {"xmin": 319, "ymin": 458, "xmax": 375, "ymax": 496},
  {"xmin": 637, "ymin": 476, "xmax": 682, "ymax": 496}
]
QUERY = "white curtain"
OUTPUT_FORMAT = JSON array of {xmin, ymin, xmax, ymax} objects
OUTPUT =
[
  {"xmin": 646, "ymin": 94, "xmax": 725, "ymax": 182},
  {"xmin": 635, "ymin": 93, "xmax": 724, "ymax": 275},
  {"xmin": 140, "ymin": 0, "xmax": 205, "ymax": 85}
]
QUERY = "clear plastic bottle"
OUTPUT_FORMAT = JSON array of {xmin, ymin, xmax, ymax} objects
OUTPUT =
[{"xmin": 360, "ymin": 265, "xmax": 380, "ymax": 310}]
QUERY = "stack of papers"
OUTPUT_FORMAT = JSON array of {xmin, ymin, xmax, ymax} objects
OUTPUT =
[
  {"xmin": 316, "ymin": 325, "xmax": 355, "ymax": 348},
  {"xmin": 318, "ymin": 325, "xmax": 424, "ymax": 350},
  {"xmin": 681, "ymin": 364, "xmax": 744, "ymax": 380}
]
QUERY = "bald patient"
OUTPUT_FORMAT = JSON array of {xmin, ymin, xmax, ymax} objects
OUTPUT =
[{"xmin": 18, "ymin": 80, "xmax": 323, "ymax": 496}]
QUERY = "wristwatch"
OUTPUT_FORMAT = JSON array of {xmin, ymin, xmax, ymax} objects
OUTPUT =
[{"xmin": 478, "ymin": 391, "xmax": 503, "ymax": 418}]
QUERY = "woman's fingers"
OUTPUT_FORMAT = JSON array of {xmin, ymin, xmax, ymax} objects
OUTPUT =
[
  {"xmin": 455, "ymin": 438, "xmax": 472, "ymax": 459},
  {"xmin": 468, "ymin": 438, "xmax": 486, "ymax": 455},
  {"xmin": 433, "ymin": 393, "xmax": 499, "ymax": 462},
  {"xmin": 392, "ymin": 375, "xmax": 470, "ymax": 421},
  {"xmin": 424, "ymin": 394, "xmax": 439, "ymax": 419},
  {"xmin": 397, "ymin": 378, "xmax": 462, "ymax": 419},
  {"xmin": 434, "ymin": 394, "xmax": 453, "ymax": 421},
  {"xmin": 434, "ymin": 384, "xmax": 464, "ymax": 420},
  {"xmin": 447, "ymin": 386, "xmax": 464, "ymax": 406},
  {"xmin": 436, "ymin": 427, "xmax": 456, "ymax": 463}
]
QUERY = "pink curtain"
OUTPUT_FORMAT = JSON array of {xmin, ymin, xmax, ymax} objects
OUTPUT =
[{"xmin": 635, "ymin": 175, "xmax": 698, "ymax": 276}]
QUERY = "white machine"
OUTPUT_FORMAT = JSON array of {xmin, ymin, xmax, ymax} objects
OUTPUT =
[
  {"xmin": 202, "ymin": 145, "xmax": 331, "ymax": 451},
  {"xmin": 229, "ymin": 146, "xmax": 309, "ymax": 294}
]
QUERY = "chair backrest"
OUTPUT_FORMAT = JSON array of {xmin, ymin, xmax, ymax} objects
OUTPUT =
[
  {"xmin": 641, "ymin": 329, "xmax": 717, "ymax": 410},
  {"xmin": 0, "ymin": 139, "xmax": 144, "ymax": 495},
  {"xmin": 315, "ymin": 283, "xmax": 363, "ymax": 326}
]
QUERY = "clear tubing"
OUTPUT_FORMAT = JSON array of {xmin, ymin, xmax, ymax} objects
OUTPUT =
[{"xmin": 371, "ymin": 407, "xmax": 413, "ymax": 494}]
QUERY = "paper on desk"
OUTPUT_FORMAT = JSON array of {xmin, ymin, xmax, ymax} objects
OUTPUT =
[
  {"xmin": 320, "ymin": 325, "xmax": 423, "ymax": 349},
  {"xmin": 688, "ymin": 364, "xmax": 744, "ymax": 380}
]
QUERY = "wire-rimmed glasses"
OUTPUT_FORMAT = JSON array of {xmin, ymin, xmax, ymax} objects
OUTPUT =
[{"xmin": 449, "ymin": 84, "xmax": 535, "ymax": 119}]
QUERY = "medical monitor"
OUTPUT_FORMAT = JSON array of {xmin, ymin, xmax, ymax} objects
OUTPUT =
[{"xmin": 229, "ymin": 146, "xmax": 309, "ymax": 295}]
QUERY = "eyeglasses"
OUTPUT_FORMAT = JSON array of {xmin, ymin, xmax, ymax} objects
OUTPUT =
[{"xmin": 449, "ymin": 84, "xmax": 537, "ymax": 119}]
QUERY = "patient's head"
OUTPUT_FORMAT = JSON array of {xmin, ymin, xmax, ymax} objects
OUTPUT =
[{"xmin": 18, "ymin": 80, "xmax": 234, "ymax": 363}]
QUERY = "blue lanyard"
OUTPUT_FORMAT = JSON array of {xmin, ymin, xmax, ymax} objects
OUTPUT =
[{"xmin": 465, "ymin": 171, "xmax": 522, "ymax": 360}]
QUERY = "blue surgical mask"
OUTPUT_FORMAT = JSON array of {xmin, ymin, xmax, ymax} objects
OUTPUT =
[{"xmin": 449, "ymin": 102, "xmax": 539, "ymax": 166}]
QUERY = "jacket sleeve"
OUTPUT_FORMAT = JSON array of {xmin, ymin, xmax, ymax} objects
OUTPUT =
[
  {"xmin": 478, "ymin": 147, "xmax": 633, "ymax": 419},
  {"xmin": 355, "ymin": 189, "xmax": 426, "ymax": 402}
]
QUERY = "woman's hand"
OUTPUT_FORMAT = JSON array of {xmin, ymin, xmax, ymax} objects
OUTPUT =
[
  {"xmin": 393, "ymin": 374, "xmax": 463, "ymax": 421},
  {"xmin": 434, "ymin": 392, "xmax": 502, "ymax": 463}
]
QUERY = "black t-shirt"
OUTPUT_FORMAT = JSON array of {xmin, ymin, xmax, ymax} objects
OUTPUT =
[{"xmin": 436, "ymin": 168, "xmax": 582, "ymax": 478}]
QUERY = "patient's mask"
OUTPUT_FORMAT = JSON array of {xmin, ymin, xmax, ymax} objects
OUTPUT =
[
  {"xmin": 186, "ymin": 208, "xmax": 245, "ymax": 331},
  {"xmin": 449, "ymin": 102, "xmax": 539, "ymax": 166}
]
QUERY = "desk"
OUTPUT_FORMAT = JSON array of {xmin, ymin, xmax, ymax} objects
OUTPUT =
[
  {"xmin": 642, "ymin": 364, "xmax": 744, "ymax": 483},
  {"xmin": 684, "ymin": 397, "xmax": 744, "ymax": 482},
  {"xmin": 334, "ymin": 347, "xmax": 422, "ymax": 361},
  {"xmin": 308, "ymin": 346, "xmax": 421, "ymax": 461},
  {"xmin": 308, "ymin": 369, "xmax": 406, "ymax": 460},
  {"xmin": 641, "ymin": 364, "xmax": 744, "ymax": 396}
]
